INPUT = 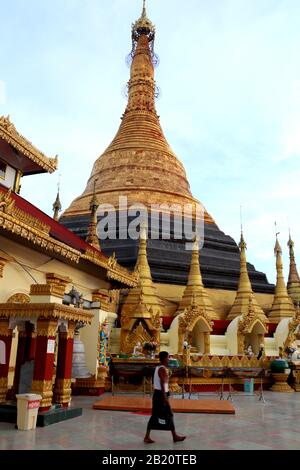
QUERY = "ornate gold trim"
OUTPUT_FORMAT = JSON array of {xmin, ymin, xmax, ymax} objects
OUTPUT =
[
  {"xmin": 7, "ymin": 293, "xmax": 30, "ymax": 304},
  {"xmin": 0, "ymin": 115, "xmax": 57, "ymax": 174},
  {"xmin": 0, "ymin": 253, "xmax": 12, "ymax": 278},
  {"xmin": 31, "ymin": 379, "xmax": 53, "ymax": 408},
  {"xmin": 30, "ymin": 272, "xmax": 72, "ymax": 298},
  {"xmin": 180, "ymin": 353, "xmax": 272, "ymax": 368},
  {"xmin": 0, "ymin": 190, "xmax": 50, "ymax": 234},
  {"xmin": 0, "ymin": 209, "xmax": 81, "ymax": 263},
  {"xmin": 0, "ymin": 303, "xmax": 93, "ymax": 324},
  {"xmin": 0, "ymin": 319, "xmax": 11, "ymax": 336},
  {"xmin": 36, "ymin": 319, "xmax": 58, "ymax": 337},
  {"xmin": 83, "ymin": 248, "xmax": 138, "ymax": 287},
  {"xmin": 270, "ymin": 373, "xmax": 294, "ymax": 392},
  {"xmin": 283, "ymin": 307, "xmax": 300, "ymax": 351},
  {"xmin": 121, "ymin": 321, "xmax": 153, "ymax": 354},
  {"xmin": 54, "ymin": 378, "xmax": 72, "ymax": 404},
  {"xmin": 0, "ymin": 377, "xmax": 8, "ymax": 401},
  {"xmin": 179, "ymin": 304, "xmax": 214, "ymax": 334},
  {"xmin": 67, "ymin": 321, "xmax": 76, "ymax": 339}
]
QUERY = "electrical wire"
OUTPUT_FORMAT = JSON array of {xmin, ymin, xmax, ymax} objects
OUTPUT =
[{"xmin": 0, "ymin": 248, "xmax": 37, "ymax": 284}]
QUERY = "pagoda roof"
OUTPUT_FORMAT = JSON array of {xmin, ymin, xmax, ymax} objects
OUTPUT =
[
  {"xmin": 0, "ymin": 184, "xmax": 137, "ymax": 288},
  {"xmin": 0, "ymin": 115, "xmax": 57, "ymax": 175}
]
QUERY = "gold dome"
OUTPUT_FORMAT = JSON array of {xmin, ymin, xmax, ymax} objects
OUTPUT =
[{"xmin": 63, "ymin": 8, "xmax": 214, "ymax": 224}]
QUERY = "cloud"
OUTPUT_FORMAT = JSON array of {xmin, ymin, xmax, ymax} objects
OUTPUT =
[{"xmin": 0, "ymin": 80, "xmax": 6, "ymax": 104}]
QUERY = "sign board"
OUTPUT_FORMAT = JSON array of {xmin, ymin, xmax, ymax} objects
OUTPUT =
[
  {"xmin": 27, "ymin": 400, "xmax": 40, "ymax": 410},
  {"xmin": 47, "ymin": 339, "xmax": 55, "ymax": 354}
]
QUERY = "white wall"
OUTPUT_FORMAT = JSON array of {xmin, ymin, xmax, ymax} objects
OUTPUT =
[{"xmin": 0, "ymin": 162, "xmax": 16, "ymax": 190}]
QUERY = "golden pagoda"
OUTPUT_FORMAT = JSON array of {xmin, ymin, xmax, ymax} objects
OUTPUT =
[
  {"xmin": 227, "ymin": 232, "xmax": 265, "ymax": 320},
  {"xmin": 268, "ymin": 236, "xmax": 295, "ymax": 322},
  {"xmin": 119, "ymin": 224, "xmax": 162, "ymax": 354},
  {"xmin": 61, "ymin": 1, "xmax": 273, "ymax": 294},
  {"xmin": 287, "ymin": 233, "xmax": 300, "ymax": 306},
  {"xmin": 177, "ymin": 237, "xmax": 217, "ymax": 320},
  {"xmin": 62, "ymin": 3, "xmax": 211, "ymax": 222}
]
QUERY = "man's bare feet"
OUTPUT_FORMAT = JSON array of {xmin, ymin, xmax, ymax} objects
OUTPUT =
[
  {"xmin": 173, "ymin": 435, "xmax": 186, "ymax": 443},
  {"xmin": 144, "ymin": 437, "xmax": 155, "ymax": 444}
]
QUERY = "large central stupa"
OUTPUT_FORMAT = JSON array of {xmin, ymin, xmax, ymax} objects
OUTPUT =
[{"xmin": 61, "ymin": 2, "xmax": 273, "ymax": 296}]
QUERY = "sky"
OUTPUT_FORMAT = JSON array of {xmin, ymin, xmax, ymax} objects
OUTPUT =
[{"xmin": 1, "ymin": 0, "xmax": 300, "ymax": 284}]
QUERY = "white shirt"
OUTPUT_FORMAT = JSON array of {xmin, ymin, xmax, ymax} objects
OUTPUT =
[{"xmin": 153, "ymin": 365, "xmax": 169, "ymax": 392}]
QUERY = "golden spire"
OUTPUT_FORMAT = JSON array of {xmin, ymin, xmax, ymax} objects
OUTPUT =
[
  {"xmin": 269, "ymin": 234, "xmax": 295, "ymax": 321},
  {"xmin": 121, "ymin": 222, "xmax": 162, "ymax": 317},
  {"xmin": 52, "ymin": 180, "xmax": 62, "ymax": 221},
  {"xmin": 86, "ymin": 179, "xmax": 101, "ymax": 250},
  {"xmin": 227, "ymin": 231, "xmax": 265, "ymax": 320},
  {"xmin": 287, "ymin": 232, "xmax": 300, "ymax": 305},
  {"xmin": 62, "ymin": 4, "xmax": 214, "ymax": 225},
  {"xmin": 177, "ymin": 237, "xmax": 217, "ymax": 319},
  {"xmin": 142, "ymin": 0, "xmax": 147, "ymax": 18},
  {"xmin": 132, "ymin": 0, "xmax": 155, "ymax": 44}
]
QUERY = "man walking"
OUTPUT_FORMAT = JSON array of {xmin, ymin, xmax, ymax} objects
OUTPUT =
[{"xmin": 144, "ymin": 351, "xmax": 186, "ymax": 444}]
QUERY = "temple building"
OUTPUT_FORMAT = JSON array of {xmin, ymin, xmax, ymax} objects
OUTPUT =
[
  {"xmin": 0, "ymin": 115, "xmax": 137, "ymax": 415},
  {"xmin": 2, "ymin": 2, "xmax": 300, "ymax": 417}
]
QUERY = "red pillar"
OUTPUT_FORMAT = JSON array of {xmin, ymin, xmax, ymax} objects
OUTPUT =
[
  {"xmin": 11, "ymin": 322, "xmax": 37, "ymax": 397},
  {"xmin": 0, "ymin": 318, "xmax": 13, "ymax": 402},
  {"xmin": 11, "ymin": 330, "xmax": 27, "ymax": 397},
  {"xmin": 31, "ymin": 319, "xmax": 57, "ymax": 411},
  {"xmin": 54, "ymin": 323, "xmax": 75, "ymax": 407}
]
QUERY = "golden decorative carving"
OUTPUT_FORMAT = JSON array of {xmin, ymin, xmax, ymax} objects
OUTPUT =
[
  {"xmin": 237, "ymin": 297, "xmax": 268, "ymax": 354},
  {"xmin": 7, "ymin": 293, "xmax": 30, "ymax": 304},
  {"xmin": 269, "ymin": 236, "xmax": 295, "ymax": 321},
  {"xmin": 292, "ymin": 366, "xmax": 300, "ymax": 392},
  {"xmin": 37, "ymin": 320, "xmax": 58, "ymax": 337},
  {"xmin": 182, "ymin": 354, "xmax": 271, "ymax": 369},
  {"xmin": 97, "ymin": 365, "xmax": 109, "ymax": 388},
  {"xmin": 92, "ymin": 289, "xmax": 111, "ymax": 312},
  {"xmin": 0, "ymin": 253, "xmax": 12, "ymax": 278},
  {"xmin": 120, "ymin": 315, "xmax": 132, "ymax": 330},
  {"xmin": 0, "ymin": 208, "xmax": 81, "ymax": 263},
  {"xmin": 0, "ymin": 377, "xmax": 8, "ymax": 401},
  {"xmin": 54, "ymin": 378, "xmax": 72, "ymax": 404},
  {"xmin": 82, "ymin": 248, "xmax": 138, "ymax": 288},
  {"xmin": 270, "ymin": 373, "xmax": 294, "ymax": 392},
  {"xmin": 283, "ymin": 307, "xmax": 300, "ymax": 352},
  {"xmin": 132, "ymin": 0, "xmax": 155, "ymax": 37},
  {"xmin": 46, "ymin": 273, "xmax": 72, "ymax": 297},
  {"xmin": 0, "ymin": 318, "xmax": 12, "ymax": 336},
  {"xmin": 31, "ymin": 379, "xmax": 53, "ymax": 408},
  {"xmin": 121, "ymin": 322, "xmax": 152, "ymax": 355},
  {"xmin": 0, "ymin": 303, "xmax": 93, "ymax": 324},
  {"xmin": 31, "ymin": 273, "xmax": 71, "ymax": 298},
  {"xmin": 179, "ymin": 305, "xmax": 214, "ymax": 334},
  {"xmin": 0, "ymin": 115, "xmax": 57, "ymax": 173},
  {"xmin": 0, "ymin": 189, "xmax": 50, "ymax": 234},
  {"xmin": 67, "ymin": 322, "xmax": 76, "ymax": 339}
]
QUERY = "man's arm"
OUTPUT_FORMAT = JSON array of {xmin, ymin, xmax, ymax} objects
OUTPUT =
[{"xmin": 158, "ymin": 366, "xmax": 169, "ymax": 403}]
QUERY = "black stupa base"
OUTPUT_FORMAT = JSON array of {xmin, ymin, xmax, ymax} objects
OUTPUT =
[{"xmin": 60, "ymin": 213, "xmax": 274, "ymax": 294}]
